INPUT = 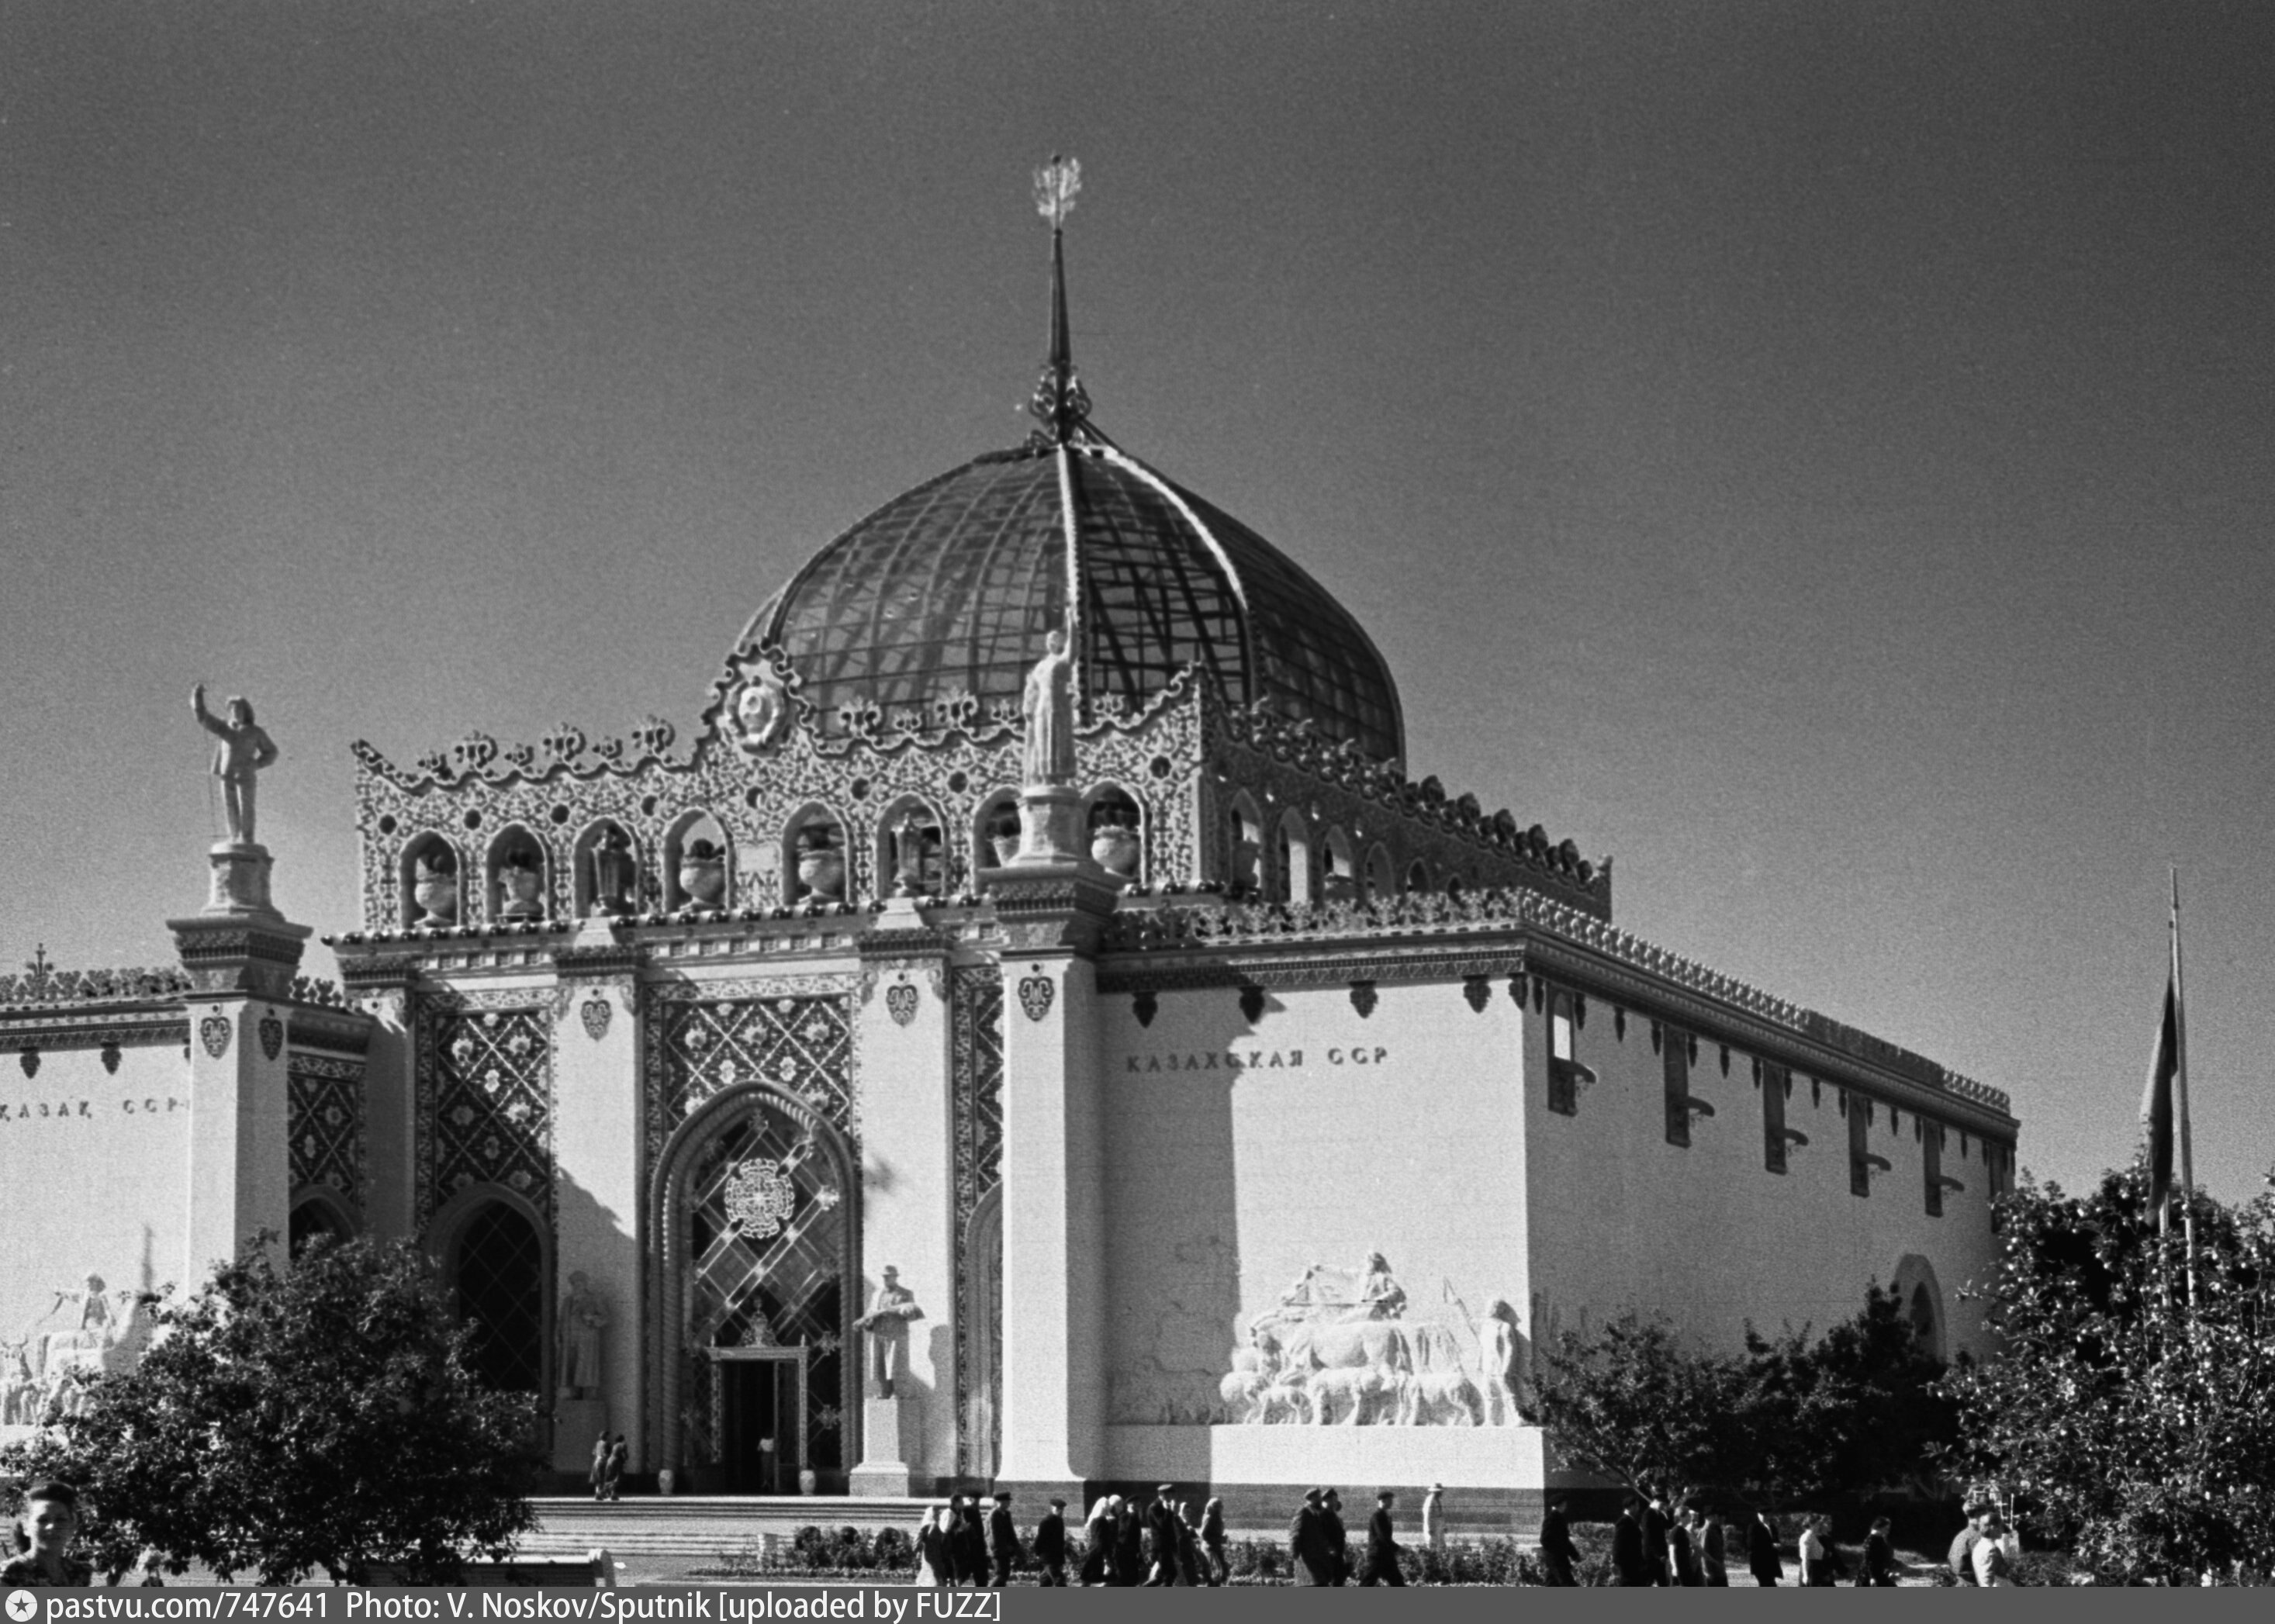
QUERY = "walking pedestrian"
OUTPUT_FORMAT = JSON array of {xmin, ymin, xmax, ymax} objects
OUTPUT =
[
  {"xmin": 603, "ymin": 1433, "xmax": 628, "ymax": 1501},
  {"xmin": 1144, "ymin": 1484, "xmax": 1179, "ymax": 1585},
  {"xmin": 1668, "ymin": 1501, "xmax": 1701, "ymax": 1586},
  {"xmin": 1613, "ymin": 1497, "xmax": 1651, "ymax": 1587},
  {"xmin": 1034, "ymin": 1497, "xmax": 1068, "ymax": 1587},
  {"xmin": 1360, "ymin": 1491, "xmax": 1405, "ymax": 1586},
  {"xmin": 1948, "ymin": 1503, "xmax": 1987, "ymax": 1585},
  {"xmin": 1290, "ymin": 1488, "xmax": 1334, "ymax": 1585},
  {"xmin": 1862, "ymin": 1516, "xmax": 1899, "ymax": 1586},
  {"xmin": 1321, "ymin": 1488, "xmax": 1350, "ymax": 1584},
  {"xmin": 1698, "ymin": 1506, "xmax": 1729, "ymax": 1587},
  {"xmin": 1421, "ymin": 1483, "xmax": 1446, "ymax": 1554},
  {"xmin": 1643, "ymin": 1486, "xmax": 1672, "ymax": 1584},
  {"xmin": 1112, "ymin": 1495, "xmax": 1144, "ymax": 1587},
  {"xmin": 1747, "ymin": 1507, "xmax": 1785, "ymax": 1587},
  {"xmin": 988, "ymin": 1491, "xmax": 1022, "ymax": 1588},
  {"xmin": 589, "ymin": 1433, "xmax": 610, "ymax": 1501},
  {"xmin": 1798, "ymin": 1515, "xmax": 1837, "ymax": 1587},
  {"xmin": 1199, "ymin": 1496, "xmax": 1228, "ymax": 1586},
  {"xmin": 915, "ymin": 1506, "xmax": 952, "ymax": 1587},
  {"xmin": 1079, "ymin": 1497, "xmax": 1112, "ymax": 1585},
  {"xmin": 1174, "ymin": 1503, "xmax": 1203, "ymax": 1587},
  {"xmin": 1539, "ymin": 1496, "xmax": 1580, "ymax": 1587}
]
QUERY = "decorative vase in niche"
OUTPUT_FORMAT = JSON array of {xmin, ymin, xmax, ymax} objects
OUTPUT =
[
  {"xmin": 656, "ymin": 1467, "xmax": 676, "ymax": 1497},
  {"xmin": 412, "ymin": 861, "xmax": 458, "ymax": 926},
  {"xmin": 498, "ymin": 859, "xmax": 543, "ymax": 919},
  {"xmin": 798, "ymin": 1468, "xmax": 817, "ymax": 1496},
  {"xmin": 1091, "ymin": 824, "xmax": 1140, "ymax": 879},
  {"xmin": 797, "ymin": 842, "xmax": 844, "ymax": 902},
  {"xmin": 679, "ymin": 851, "xmax": 727, "ymax": 909}
]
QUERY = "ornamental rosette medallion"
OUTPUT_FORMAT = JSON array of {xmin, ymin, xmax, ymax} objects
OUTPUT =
[{"xmin": 724, "ymin": 1158, "xmax": 797, "ymax": 1240}]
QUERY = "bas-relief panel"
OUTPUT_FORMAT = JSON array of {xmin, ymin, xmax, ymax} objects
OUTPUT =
[{"xmin": 1102, "ymin": 982, "xmax": 1530, "ymax": 1430}]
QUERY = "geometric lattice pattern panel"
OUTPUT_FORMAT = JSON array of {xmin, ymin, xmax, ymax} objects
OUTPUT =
[
  {"xmin": 286, "ymin": 1052, "xmax": 367, "ymax": 1211},
  {"xmin": 681, "ymin": 1100, "xmax": 848, "ymax": 1473},
  {"xmin": 646, "ymin": 992, "xmax": 853, "ymax": 1159},
  {"xmin": 416, "ymin": 1000, "xmax": 554, "ymax": 1230},
  {"xmin": 949, "ymin": 963, "xmax": 1004, "ymax": 1477}
]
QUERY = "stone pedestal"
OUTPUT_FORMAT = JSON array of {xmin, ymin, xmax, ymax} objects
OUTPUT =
[
  {"xmin": 555, "ymin": 1398, "xmax": 610, "ymax": 1475},
  {"xmin": 849, "ymin": 1395, "xmax": 921, "ymax": 1496},
  {"xmin": 1013, "ymin": 784, "xmax": 1084, "ymax": 866},
  {"xmin": 204, "ymin": 841, "xmax": 280, "ymax": 918}
]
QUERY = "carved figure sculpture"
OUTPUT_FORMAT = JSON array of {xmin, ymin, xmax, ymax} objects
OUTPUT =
[
  {"xmin": 1477, "ymin": 1298, "xmax": 1527, "ymax": 1425},
  {"xmin": 589, "ymin": 827, "xmax": 636, "ymax": 917},
  {"xmin": 853, "ymin": 1265, "xmax": 925, "ymax": 1399},
  {"xmin": 558, "ymin": 1271, "xmax": 607, "ymax": 1398},
  {"xmin": 1020, "ymin": 629, "xmax": 1076, "ymax": 786},
  {"xmin": 192, "ymin": 685, "xmax": 278, "ymax": 845}
]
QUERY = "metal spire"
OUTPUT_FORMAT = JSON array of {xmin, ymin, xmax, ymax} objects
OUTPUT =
[{"xmin": 1029, "ymin": 155, "xmax": 1093, "ymax": 445}]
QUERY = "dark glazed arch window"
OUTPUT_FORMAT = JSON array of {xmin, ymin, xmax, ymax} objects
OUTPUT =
[
  {"xmin": 1663, "ymin": 1031, "xmax": 1692, "ymax": 1147},
  {"xmin": 454, "ymin": 1203, "xmax": 545, "ymax": 1393},
  {"xmin": 1762, "ymin": 1064, "xmax": 1789, "ymax": 1174}
]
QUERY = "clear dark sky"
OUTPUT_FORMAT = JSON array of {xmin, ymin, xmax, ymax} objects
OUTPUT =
[{"xmin": 6, "ymin": 2, "xmax": 2271, "ymax": 1202}]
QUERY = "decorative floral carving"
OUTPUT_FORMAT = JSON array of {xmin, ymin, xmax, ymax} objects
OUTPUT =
[
  {"xmin": 579, "ymin": 997, "xmax": 612, "ymax": 1042},
  {"xmin": 1016, "ymin": 973, "xmax": 1054, "ymax": 1023},
  {"xmin": 288, "ymin": 1052, "xmax": 367, "ymax": 1210},
  {"xmin": 414, "ymin": 997, "xmax": 552, "ymax": 1231},
  {"xmin": 199, "ymin": 1014, "xmax": 232, "ymax": 1059},
  {"xmin": 1349, "ymin": 981, "xmax": 1378, "ymax": 1019},
  {"xmin": 258, "ymin": 1011, "xmax": 284, "ymax": 1062},
  {"xmin": 883, "ymin": 982, "xmax": 919, "ymax": 1027},
  {"xmin": 949, "ymin": 966, "xmax": 1004, "ymax": 1477},
  {"xmin": 723, "ymin": 1158, "xmax": 797, "ymax": 1239}
]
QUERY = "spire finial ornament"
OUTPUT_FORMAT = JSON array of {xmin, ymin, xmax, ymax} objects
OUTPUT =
[{"xmin": 1029, "ymin": 155, "xmax": 1093, "ymax": 446}]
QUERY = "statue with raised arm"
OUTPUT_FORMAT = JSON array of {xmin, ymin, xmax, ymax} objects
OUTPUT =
[
  {"xmin": 1020, "ymin": 629, "xmax": 1076, "ymax": 787},
  {"xmin": 192, "ymin": 684, "xmax": 279, "ymax": 845},
  {"xmin": 853, "ymin": 1265, "xmax": 926, "ymax": 1399}
]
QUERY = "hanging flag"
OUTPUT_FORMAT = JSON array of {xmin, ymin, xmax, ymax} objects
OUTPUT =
[{"xmin": 2140, "ymin": 974, "xmax": 2178, "ymax": 1225}]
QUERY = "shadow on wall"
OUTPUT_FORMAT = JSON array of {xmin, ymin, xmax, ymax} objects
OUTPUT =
[{"xmin": 1105, "ymin": 991, "xmax": 1243, "ymax": 1427}]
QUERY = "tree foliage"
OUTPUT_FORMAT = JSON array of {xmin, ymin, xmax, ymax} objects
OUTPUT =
[
  {"xmin": 0, "ymin": 1235, "xmax": 541, "ymax": 1584},
  {"xmin": 1940, "ymin": 1164, "xmax": 2275, "ymax": 1582},
  {"xmin": 1535, "ymin": 1289, "xmax": 1954, "ymax": 1512}
]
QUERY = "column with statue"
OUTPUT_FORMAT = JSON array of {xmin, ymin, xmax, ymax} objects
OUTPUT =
[
  {"xmin": 168, "ymin": 684, "xmax": 314, "ymax": 1274},
  {"xmin": 848, "ymin": 1266, "xmax": 926, "ymax": 1497}
]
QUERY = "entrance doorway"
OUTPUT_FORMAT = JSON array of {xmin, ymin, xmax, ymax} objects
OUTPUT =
[{"xmin": 710, "ymin": 1349, "xmax": 808, "ymax": 1494}]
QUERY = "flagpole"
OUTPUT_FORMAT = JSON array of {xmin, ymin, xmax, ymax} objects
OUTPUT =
[{"xmin": 2170, "ymin": 867, "xmax": 2197, "ymax": 1316}]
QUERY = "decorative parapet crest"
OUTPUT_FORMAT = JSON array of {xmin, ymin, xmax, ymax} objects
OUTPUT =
[
  {"xmin": 1102, "ymin": 889, "xmax": 2011, "ymax": 1117},
  {"xmin": 0, "ymin": 963, "xmax": 194, "ymax": 1006}
]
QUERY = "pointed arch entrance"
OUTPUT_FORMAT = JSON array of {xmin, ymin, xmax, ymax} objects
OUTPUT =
[{"xmin": 655, "ymin": 1083, "xmax": 859, "ymax": 1493}]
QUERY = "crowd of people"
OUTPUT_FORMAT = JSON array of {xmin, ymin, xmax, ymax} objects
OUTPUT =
[
  {"xmin": 909, "ymin": 1485, "xmax": 1232, "ymax": 1586},
  {"xmin": 1598, "ymin": 1484, "xmax": 1907, "ymax": 1587}
]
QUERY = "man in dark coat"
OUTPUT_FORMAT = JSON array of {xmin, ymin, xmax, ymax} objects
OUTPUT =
[
  {"xmin": 1699, "ymin": 1508, "xmax": 1730, "ymax": 1586},
  {"xmin": 1321, "ymin": 1488, "xmax": 1350, "ymax": 1585},
  {"xmin": 1112, "ymin": 1498, "xmax": 1144, "ymax": 1587},
  {"xmin": 1034, "ymin": 1497, "xmax": 1068, "ymax": 1587},
  {"xmin": 1748, "ymin": 1508, "xmax": 1785, "ymax": 1587},
  {"xmin": 956, "ymin": 1495, "xmax": 989, "ymax": 1586},
  {"xmin": 1144, "ymin": 1485, "xmax": 1180, "ymax": 1585},
  {"xmin": 1863, "ymin": 1516, "xmax": 1899, "ymax": 1586},
  {"xmin": 1359, "ymin": 1491, "xmax": 1405, "ymax": 1586},
  {"xmin": 1289, "ymin": 1488, "xmax": 1333, "ymax": 1585},
  {"xmin": 1539, "ymin": 1497, "xmax": 1581, "ymax": 1586},
  {"xmin": 1612, "ymin": 1498, "xmax": 1651, "ymax": 1587},
  {"xmin": 1668, "ymin": 1505, "xmax": 1699, "ymax": 1586},
  {"xmin": 987, "ymin": 1491, "xmax": 1022, "ymax": 1588}
]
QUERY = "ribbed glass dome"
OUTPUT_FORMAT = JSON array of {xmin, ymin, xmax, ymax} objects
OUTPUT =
[{"xmin": 731, "ymin": 439, "xmax": 1405, "ymax": 765}]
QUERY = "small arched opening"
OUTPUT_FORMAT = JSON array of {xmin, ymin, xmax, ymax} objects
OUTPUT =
[
  {"xmin": 874, "ymin": 796, "xmax": 946, "ymax": 899},
  {"xmin": 486, "ymin": 826, "xmax": 551, "ymax": 926},
  {"xmin": 1889, "ymin": 1253, "xmax": 1946, "ymax": 1363},
  {"xmin": 1084, "ymin": 785, "xmax": 1143, "ymax": 885},
  {"xmin": 1322, "ymin": 828, "xmax": 1359, "ymax": 903},
  {"xmin": 974, "ymin": 791, "xmax": 1023, "ymax": 876},
  {"xmin": 288, "ymin": 1187, "xmax": 358, "ymax": 1260},
  {"xmin": 1405, "ymin": 859, "xmax": 1431, "ymax": 896},
  {"xmin": 1275, "ymin": 810, "xmax": 1313, "ymax": 905},
  {"xmin": 1226, "ymin": 793, "xmax": 1264, "ymax": 895},
  {"xmin": 664, "ymin": 809, "xmax": 734, "ymax": 912},
  {"xmin": 572, "ymin": 820, "xmax": 641, "ymax": 918},
  {"xmin": 399, "ymin": 833, "xmax": 464, "ymax": 930},
  {"xmin": 783, "ymin": 804, "xmax": 849, "ymax": 906},
  {"xmin": 435, "ymin": 1190, "xmax": 550, "ymax": 1396},
  {"xmin": 1366, "ymin": 844, "xmax": 1395, "ymax": 900}
]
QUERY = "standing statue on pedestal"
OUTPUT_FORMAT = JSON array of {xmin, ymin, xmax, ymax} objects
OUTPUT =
[
  {"xmin": 558, "ymin": 1271, "xmax": 607, "ymax": 1399},
  {"xmin": 853, "ymin": 1266, "xmax": 925, "ymax": 1399},
  {"xmin": 191, "ymin": 684, "xmax": 278, "ymax": 845},
  {"xmin": 1021, "ymin": 629, "xmax": 1076, "ymax": 787}
]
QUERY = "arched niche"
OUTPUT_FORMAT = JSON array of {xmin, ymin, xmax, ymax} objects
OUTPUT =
[
  {"xmin": 572, "ymin": 820, "xmax": 641, "ymax": 918},
  {"xmin": 1889, "ymin": 1253, "xmax": 1946, "ymax": 1363},
  {"xmin": 1405, "ymin": 859, "xmax": 1431, "ymax": 896},
  {"xmin": 874, "ymin": 795, "xmax": 946, "ymax": 899},
  {"xmin": 1445, "ymin": 873, "xmax": 1468, "ymax": 903},
  {"xmin": 652, "ymin": 1082, "xmax": 860, "ymax": 1491},
  {"xmin": 399, "ymin": 832, "xmax": 465, "ymax": 929},
  {"xmin": 664, "ymin": 809, "xmax": 734, "ymax": 912},
  {"xmin": 1366, "ymin": 844, "xmax": 1395, "ymax": 900},
  {"xmin": 1274, "ymin": 810, "xmax": 1314, "ymax": 905},
  {"xmin": 486, "ymin": 825, "xmax": 551, "ymax": 925},
  {"xmin": 783, "ymin": 803, "xmax": 849, "ymax": 906},
  {"xmin": 974, "ymin": 791, "xmax": 1022, "ymax": 876},
  {"xmin": 428, "ymin": 1183, "xmax": 552, "ymax": 1398},
  {"xmin": 1226, "ymin": 793, "xmax": 1264, "ymax": 895},
  {"xmin": 1084, "ymin": 784, "xmax": 1143, "ymax": 885},
  {"xmin": 1322, "ymin": 828, "xmax": 1359, "ymax": 902},
  {"xmin": 288, "ymin": 1186, "xmax": 359, "ymax": 1259}
]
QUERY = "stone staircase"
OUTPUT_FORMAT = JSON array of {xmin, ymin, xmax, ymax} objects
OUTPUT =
[{"xmin": 513, "ymin": 1497, "xmax": 933, "ymax": 1564}]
